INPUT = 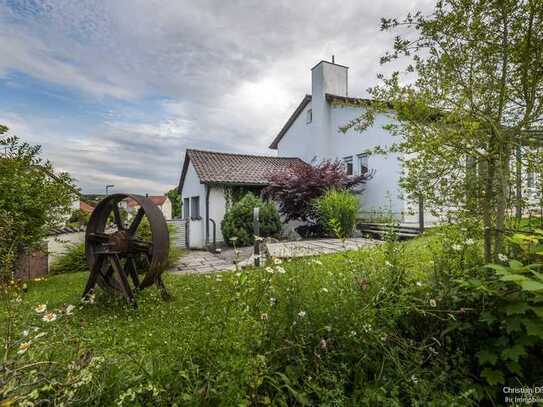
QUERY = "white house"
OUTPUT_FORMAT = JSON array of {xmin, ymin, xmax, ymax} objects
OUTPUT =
[
  {"xmin": 178, "ymin": 150, "xmax": 303, "ymax": 248},
  {"xmin": 178, "ymin": 59, "xmax": 542, "ymax": 249},
  {"xmin": 178, "ymin": 60, "xmax": 433, "ymax": 249},
  {"xmin": 269, "ymin": 59, "xmax": 430, "ymax": 224}
]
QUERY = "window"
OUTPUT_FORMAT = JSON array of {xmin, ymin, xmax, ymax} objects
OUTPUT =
[
  {"xmin": 357, "ymin": 153, "xmax": 369, "ymax": 176},
  {"xmin": 190, "ymin": 196, "xmax": 200, "ymax": 219},
  {"xmin": 306, "ymin": 109, "xmax": 312, "ymax": 124},
  {"xmin": 183, "ymin": 198, "xmax": 190, "ymax": 219},
  {"xmin": 343, "ymin": 156, "xmax": 353, "ymax": 176}
]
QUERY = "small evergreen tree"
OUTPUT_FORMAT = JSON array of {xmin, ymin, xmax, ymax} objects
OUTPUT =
[{"xmin": 221, "ymin": 193, "xmax": 281, "ymax": 247}]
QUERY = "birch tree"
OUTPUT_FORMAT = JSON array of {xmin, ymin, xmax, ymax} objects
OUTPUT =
[{"xmin": 349, "ymin": 0, "xmax": 543, "ymax": 261}]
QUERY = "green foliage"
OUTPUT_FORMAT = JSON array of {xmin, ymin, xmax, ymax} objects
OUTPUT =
[
  {"xmin": 221, "ymin": 193, "xmax": 281, "ymax": 246},
  {"xmin": 314, "ymin": 189, "xmax": 359, "ymax": 238},
  {"xmin": 67, "ymin": 209, "xmax": 90, "ymax": 227},
  {"xmin": 3, "ymin": 226, "xmax": 543, "ymax": 405},
  {"xmin": 349, "ymin": 0, "xmax": 543, "ymax": 262},
  {"xmin": 49, "ymin": 243, "xmax": 87, "ymax": 275},
  {"xmin": 0, "ymin": 130, "xmax": 77, "ymax": 282},
  {"xmin": 166, "ymin": 188, "xmax": 181, "ymax": 218}
]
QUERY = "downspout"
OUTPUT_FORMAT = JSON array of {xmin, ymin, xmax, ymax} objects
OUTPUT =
[{"xmin": 205, "ymin": 184, "xmax": 210, "ymax": 247}]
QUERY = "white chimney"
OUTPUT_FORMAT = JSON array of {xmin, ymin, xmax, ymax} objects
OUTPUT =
[
  {"xmin": 310, "ymin": 60, "xmax": 349, "ymax": 159},
  {"xmin": 311, "ymin": 60, "xmax": 349, "ymax": 99}
]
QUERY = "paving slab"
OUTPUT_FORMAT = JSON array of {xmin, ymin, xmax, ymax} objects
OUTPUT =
[
  {"xmin": 265, "ymin": 238, "xmax": 381, "ymax": 259},
  {"xmin": 169, "ymin": 238, "xmax": 381, "ymax": 274}
]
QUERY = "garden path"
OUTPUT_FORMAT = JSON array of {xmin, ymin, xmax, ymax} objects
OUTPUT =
[
  {"xmin": 265, "ymin": 238, "xmax": 382, "ymax": 259},
  {"xmin": 171, "ymin": 238, "xmax": 381, "ymax": 274}
]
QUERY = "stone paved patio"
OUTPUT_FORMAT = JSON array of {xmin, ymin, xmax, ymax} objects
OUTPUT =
[
  {"xmin": 171, "ymin": 238, "xmax": 381, "ymax": 274},
  {"xmin": 265, "ymin": 238, "xmax": 382, "ymax": 259}
]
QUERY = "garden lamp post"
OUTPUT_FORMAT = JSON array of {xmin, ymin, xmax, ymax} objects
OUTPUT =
[{"xmin": 105, "ymin": 184, "xmax": 115, "ymax": 196}]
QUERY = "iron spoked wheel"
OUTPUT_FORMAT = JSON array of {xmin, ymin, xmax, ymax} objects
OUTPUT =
[{"xmin": 83, "ymin": 193, "xmax": 170, "ymax": 305}]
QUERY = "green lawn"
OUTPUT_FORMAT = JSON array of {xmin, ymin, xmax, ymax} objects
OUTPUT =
[{"xmin": 0, "ymin": 234, "xmax": 492, "ymax": 405}]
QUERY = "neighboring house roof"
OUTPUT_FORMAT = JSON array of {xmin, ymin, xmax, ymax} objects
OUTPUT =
[
  {"xmin": 79, "ymin": 201, "xmax": 95, "ymax": 214},
  {"xmin": 268, "ymin": 93, "xmax": 373, "ymax": 150},
  {"xmin": 125, "ymin": 196, "xmax": 168, "ymax": 208},
  {"xmin": 178, "ymin": 149, "xmax": 305, "ymax": 192}
]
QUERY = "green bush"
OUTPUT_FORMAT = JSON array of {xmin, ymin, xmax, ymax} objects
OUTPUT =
[
  {"xmin": 314, "ymin": 189, "xmax": 359, "ymax": 238},
  {"xmin": 49, "ymin": 243, "xmax": 87, "ymax": 275},
  {"xmin": 221, "ymin": 193, "xmax": 281, "ymax": 246}
]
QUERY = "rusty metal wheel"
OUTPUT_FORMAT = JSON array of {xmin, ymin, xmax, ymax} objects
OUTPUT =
[{"xmin": 83, "ymin": 193, "xmax": 170, "ymax": 305}]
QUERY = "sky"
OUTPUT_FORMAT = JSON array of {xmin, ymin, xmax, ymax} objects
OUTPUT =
[{"xmin": 0, "ymin": 0, "xmax": 433, "ymax": 195}]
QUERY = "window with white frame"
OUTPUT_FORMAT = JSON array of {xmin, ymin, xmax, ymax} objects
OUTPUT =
[
  {"xmin": 343, "ymin": 156, "xmax": 353, "ymax": 176},
  {"xmin": 357, "ymin": 153, "xmax": 369, "ymax": 176},
  {"xmin": 306, "ymin": 109, "xmax": 312, "ymax": 124}
]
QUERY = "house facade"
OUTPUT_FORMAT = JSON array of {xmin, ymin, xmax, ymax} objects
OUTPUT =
[
  {"xmin": 178, "ymin": 149, "xmax": 303, "ymax": 248},
  {"xmin": 269, "ymin": 60, "xmax": 420, "ymax": 223},
  {"xmin": 122, "ymin": 196, "xmax": 173, "ymax": 221}
]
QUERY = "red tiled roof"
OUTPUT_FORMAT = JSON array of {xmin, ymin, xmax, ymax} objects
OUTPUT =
[
  {"xmin": 178, "ymin": 149, "xmax": 305, "ymax": 191},
  {"xmin": 126, "ymin": 196, "xmax": 168, "ymax": 208},
  {"xmin": 80, "ymin": 201, "xmax": 95, "ymax": 214}
]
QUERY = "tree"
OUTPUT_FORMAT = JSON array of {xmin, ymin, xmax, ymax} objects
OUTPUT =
[
  {"xmin": 263, "ymin": 160, "xmax": 368, "ymax": 222},
  {"xmin": 348, "ymin": 0, "xmax": 543, "ymax": 261},
  {"xmin": 166, "ymin": 188, "xmax": 181, "ymax": 218},
  {"xmin": 0, "ymin": 128, "xmax": 77, "ymax": 282},
  {"xmin": 221, "ymin": 193, "xmax": 281, "ymax": 247}
]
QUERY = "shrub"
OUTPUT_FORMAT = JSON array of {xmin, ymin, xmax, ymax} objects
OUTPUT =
[
  {"xmin": 221, "ymin": 193, "xmax": 281, "ymax": 246},
  {"xmin": 67, "ymin": 209, "xmax": 90, "ymax": 227},
  {"xmin": 314, "ymin": 190, "xmax": 359, "ymax": 238},
  {"xmin": 263, "ymin": 160, "xmax": 369, "ymax": 222},
  {"xmin": 49, "ymin": 243, "xmax": 87, "ymax": 275}
]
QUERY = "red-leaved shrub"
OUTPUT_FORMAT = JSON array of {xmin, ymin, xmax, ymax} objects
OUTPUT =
[{"xmin": 263, "ymin": 160, "xmax": 369, "ymax": 222}]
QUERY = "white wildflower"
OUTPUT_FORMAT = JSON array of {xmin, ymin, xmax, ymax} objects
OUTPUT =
[
  {"xmin": 411, "ymin": 374, "xmax": 418, "ymax": 384},
  {"xmin": 349, "ymin": 330, "xmax": 357, "ymax": 337},
  {"xmin": 34, "ymin": 304, "xmax": 47, "ymax": 314},
  {"xmin": 265, "ymin": 267, "xmax": 274, "ymax": 274},
  {"xmin": 429, "ymin": 299, "xmax": 437, "ymax": 308},
  {"xmin": 498, "ymin": 253, "xmax": 508, "ymax": 262},
  {"xmin": 385, "ymin": 260, "xmax": 393, "ymax": 267},
  {"xmin": 34, "ymin": 332, "xmax": 47, "ymax": 340},
  {"xmin": 319, "ymin": 339, "xmax": 328, "ymax": 350},
  {"xmin": 22, "ymin": 330, "xmax": 29, "ymax": 337},
  {"xmin": 312, "ymin": 259, "xmax": 323, "ymax": 265},
  {"xmin": 270, "ymin": 297, "xmax": 276, "ymax": 306},
  {"xmin": 465, "ymin": 238, "xmax": 475, "ymax": 245},
  {"xmin": 275, "ymin": 266, "xmax": 286, "ymax": 274},
  {"xmin": 273, "ymin": 258, "xmax": 282, "ymax": 265},
  {"xmin": 416, "ymin": 281, "xmax": 423, "ymax": 287},
  {"xmin": 260, "ymin": 313, "xmax": 269, "ymax": 321},
  {"xmin": 18, "ymin": 342, "xmax": 31, "ymax": 355},
  {"xmin": 298, "ymin": 310, "xmax": 306, "ymax": 318},
  {"xmin": 42, "ymin": 312, "xmax": 58, "ymax": 323},
  {"xmin": 65, "ymin": 304, "xmax": 75, "ymax": 315},
  {"xmin": 452, "ymin": 244, "xmax": 462, "ymax": 251},
  {"xmin": 362, "ymin": 323, "xmax": 372, "ymax": 333}
]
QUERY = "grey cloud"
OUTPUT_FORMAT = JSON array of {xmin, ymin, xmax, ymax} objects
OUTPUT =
[{"xmin": 0, "ymin": 0, "xmax": 435, "ymax": 194}]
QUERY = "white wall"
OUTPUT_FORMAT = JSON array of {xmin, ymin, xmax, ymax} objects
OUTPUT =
[
  {"xmin": 181, "ymin": 161, "xmax": 206, "ymax": 248},
  {"xmin": 328, "ymin": 105, "xmax": 405, "ymax": 219},
  {"xmin": 277, "ymin": 101, "xmax": 406, "ymax": 220},
  {"xmin": 209, "ymin": 186, "xmax": 226, "ymax": 244},
  {"xmin": 160, "ymin": 198, "xmax": 173, "ymax": 220},
  {"xmin": 277, "ymin": 100, "xmax": 315, "ymax": 162}
]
